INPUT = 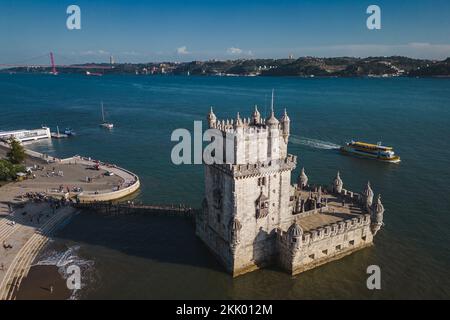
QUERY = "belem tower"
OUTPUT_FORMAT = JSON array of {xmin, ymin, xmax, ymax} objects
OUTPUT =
[{"xmin": 195, "ymin": 96, "xmax": 385, "ymax": 277}]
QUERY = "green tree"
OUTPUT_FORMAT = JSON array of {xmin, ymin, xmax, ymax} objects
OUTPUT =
[
  {"xmin": 0, "ymin": 159, "xmax": 24, "ymax": 181},
  {"xmin": 6, "ymin": 137, "xmax": 26, "ymax": 164},
  {"xmin": 0, "ymin": 159, "xmax": 13, "ymax": 180}
]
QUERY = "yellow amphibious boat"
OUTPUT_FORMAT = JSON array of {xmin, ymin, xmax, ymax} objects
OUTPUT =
[{"xmin": 340, "ymin": 141, "xmax": 401, "ymax": 163}]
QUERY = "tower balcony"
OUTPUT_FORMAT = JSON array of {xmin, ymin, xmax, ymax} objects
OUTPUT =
[{"xmin": 209, "ymin": 154, "xmax": 297, "ymax": 178}]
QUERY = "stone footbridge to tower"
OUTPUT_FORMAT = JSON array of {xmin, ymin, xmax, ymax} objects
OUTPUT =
[{"xmin": 73, "ymin": 201, "xmax": 198, "ymax": 219}]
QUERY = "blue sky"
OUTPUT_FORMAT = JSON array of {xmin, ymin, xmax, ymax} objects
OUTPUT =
[{"xmin": 0, "ymin": 0, "xmax": 449, "ymax": 64}]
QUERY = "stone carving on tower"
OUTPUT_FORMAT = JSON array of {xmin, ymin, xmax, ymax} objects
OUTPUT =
[
  {"xmin": 370, "ymin": 194, "xmax": 385, "ymax": 235},
  {"xmin": 229, "ymin": 218, "xmax": 242, "ymax": 253}
]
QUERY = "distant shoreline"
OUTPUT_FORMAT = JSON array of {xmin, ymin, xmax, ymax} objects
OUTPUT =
[
  {"xmin": 1, "ymin": 72, "xmax": 449, "ymax": 79},
  {"xmin": 2, "ymin": 56, "xmax": 449, "ymax": 77}
]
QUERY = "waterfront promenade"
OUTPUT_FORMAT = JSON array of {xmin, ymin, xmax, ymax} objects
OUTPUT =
[{"xmin": 0, "ymin": 143, "xmax": 140, "ymax": 203}]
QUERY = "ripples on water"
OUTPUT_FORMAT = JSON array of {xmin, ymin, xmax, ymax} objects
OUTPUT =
[
  {"xmin": 290, "ymin": 135, "xmax": 341, "ymax": 150},
  {"xmin": 35, "ymin": 244, "xmax": 95, "ymax": 300}
]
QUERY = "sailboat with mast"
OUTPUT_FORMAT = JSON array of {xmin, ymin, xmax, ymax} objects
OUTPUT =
[
  {"xmin": 100, "ymin": 101, "xmax": 114, "ymax": 129},
  {"xmin": 51, "ymin": 125, "xmax": 68, "ymax": 139}
]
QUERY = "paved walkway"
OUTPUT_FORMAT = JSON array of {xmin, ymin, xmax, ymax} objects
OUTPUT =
[
  {"xmin": 296, "ymin": 189, "xmax": 365, "ymax": 231},
  {"xmin": 0, "ymin": 202, "xmax": 75, "ymax": 300},
  {"xmin": 0, "ymin": 159, "xmax": 125, "ymax": 203}
]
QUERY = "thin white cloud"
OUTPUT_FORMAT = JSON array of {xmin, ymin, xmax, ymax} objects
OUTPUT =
[
  {"xmin": 176, "ymin": 46, "xmax": 190, "ymax": 55},
  {"xmin": 120, "ymin": 51, "xmax": 141, "ymax": 56},
  {"xmin": 78, "ymin": 49, "xmax": 110, "ymax": 56},
  {"xmin": 227, "ymin": 47, "xmax": 243, "ymax": 55},
  {"xmin": 226, "ymin": 47, "xmax": 254, "ymax": 57}
]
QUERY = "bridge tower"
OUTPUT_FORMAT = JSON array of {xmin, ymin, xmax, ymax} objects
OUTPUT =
[{"xmin": 49, "ymin": 52, "xmax": 57, "ymax": 75}]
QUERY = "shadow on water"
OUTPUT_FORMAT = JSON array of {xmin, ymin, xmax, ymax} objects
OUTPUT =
[
  {"xmin": 47, "ymin": 210, "xmax": 384, "ymax": 299},
  {"xmin": 54, "ymin": 211, "xmax": 222, "ymax": 271}
]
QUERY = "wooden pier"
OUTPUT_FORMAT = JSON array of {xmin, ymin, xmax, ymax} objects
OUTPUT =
[{"xmin": 73, "ymin": 201, "xmax": 197, "ymax": 219}]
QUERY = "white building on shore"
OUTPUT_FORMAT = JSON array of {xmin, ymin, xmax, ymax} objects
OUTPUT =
[{"xmin": 0, "ymin": 127, "xmax": 51, "ymax": 143}]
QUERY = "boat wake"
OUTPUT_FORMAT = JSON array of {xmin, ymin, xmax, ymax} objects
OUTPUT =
[
  {"xmin": 35, "ymin": 245, "xmax": 95, "ymax": 300},
  {"xmin": 290, "ymin": 136, "xmax": 341, "ymax": 150}
]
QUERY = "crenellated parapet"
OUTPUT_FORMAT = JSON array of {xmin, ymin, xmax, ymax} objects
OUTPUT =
[
  {"xmin": 206, "ymin": 91, "xmax": 290, "ymax": 164},
  {"xmin": 297, "ymin": 214, "xmax": 371, "ymax": 246},
  {"xmin": 276, "ymin": 212, "xmax": 373, "ymax": 275},
  {"xmin": 278, "ymin": 215, "xmax": 371, "ymax": 247},
  {"xmin": 209, "ymin": 116, "xmax": 271, "ymax": 133},
  {"xmin": 210, "ymin": 154, "xmax": 297, "ymax": 178},
  {"xmin": 207, "ymin": 106, "xmax": 289, "ymax": 134}
]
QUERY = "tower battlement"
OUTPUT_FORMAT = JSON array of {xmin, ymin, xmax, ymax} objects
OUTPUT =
[
  {"xmin": 209, "ymin": 154, "xmax": 297, "ymax": 178},
  {"xmin": 207, "ymin": 92, "xmax": 290, "ymax": 164}
]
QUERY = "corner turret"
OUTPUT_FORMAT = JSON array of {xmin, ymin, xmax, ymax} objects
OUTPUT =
[
  {"xmin": 229, "ymin": 218, "xmax": 242, "ymax": 253},
  {"xmin": 266, "ymin": 89, "xmax": 279, "ymax": 128},
  {"xmin": 266, "ymin": 111, "xmax": 279, "ymax": 127},
  {"xmin": 370, "ymin": 194, "xmax": 384, "ymax": 235},
  {"xmin": 333, "ymin": 171, "xmax": 343, "ymax": 193},
  {"xmin": 252, "ymin": 105, "xmax": 261, "ymax": 125},
  {"xmin": 280, "ymin": 108, "xmax": 290, "ymax": 142},
  {"xmin": 287, "ymin": 221, "xmax": 303, "ymax": 255},
  {"xmin": 362, "ymin": 181, "xmax": 374, "ymax": 208},
  {"xmin": 297, "ymin": 167, "xmax": 308, "ymax": 189},
  {"xmin": 235, "ymin": 112, "xmax": 243, "ymax": 128},
  {"xmin": 207, "ymin": 106, "xmax": 217, "ymax": 128}
]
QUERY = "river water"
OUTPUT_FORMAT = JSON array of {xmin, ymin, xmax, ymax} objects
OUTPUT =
[{"xmin": 0, "ymin": 74, "xmax": 449, "ymax": 299}]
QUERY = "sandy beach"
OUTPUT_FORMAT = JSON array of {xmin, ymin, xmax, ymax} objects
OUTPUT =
[{"xmin": 14, "ymin": 265, "xmax": 71, "ymax": 300}]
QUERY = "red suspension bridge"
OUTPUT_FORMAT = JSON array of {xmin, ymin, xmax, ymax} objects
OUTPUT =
[{"xmin": 0, "ymin": 52, "xmax": 113, "ymax": 74}]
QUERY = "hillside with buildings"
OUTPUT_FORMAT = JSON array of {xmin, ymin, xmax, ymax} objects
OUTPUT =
[{"xmin": 2, "ymin": 56, "xmax": 449, "ymax": 77}]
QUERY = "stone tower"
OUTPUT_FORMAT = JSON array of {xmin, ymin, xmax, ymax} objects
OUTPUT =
[{"xmin": 196, "ymin": 92, "xmax": 297, "ymax": 276}]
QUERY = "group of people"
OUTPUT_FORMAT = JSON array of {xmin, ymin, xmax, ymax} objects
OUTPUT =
[
  {"xmin": 22, "ymin": 192, "xmax": 47, "ymax": 202},
  {"xmin": 57, "ymin": 185, "xmax": 83, "ymax": 193},
  {"xmin": 45, "ymin": 167, "xmax": 64, "ymax": 178},
  {"xmin": 2, "ymin": 241, "xmax": 13, "ymax": 250}
]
